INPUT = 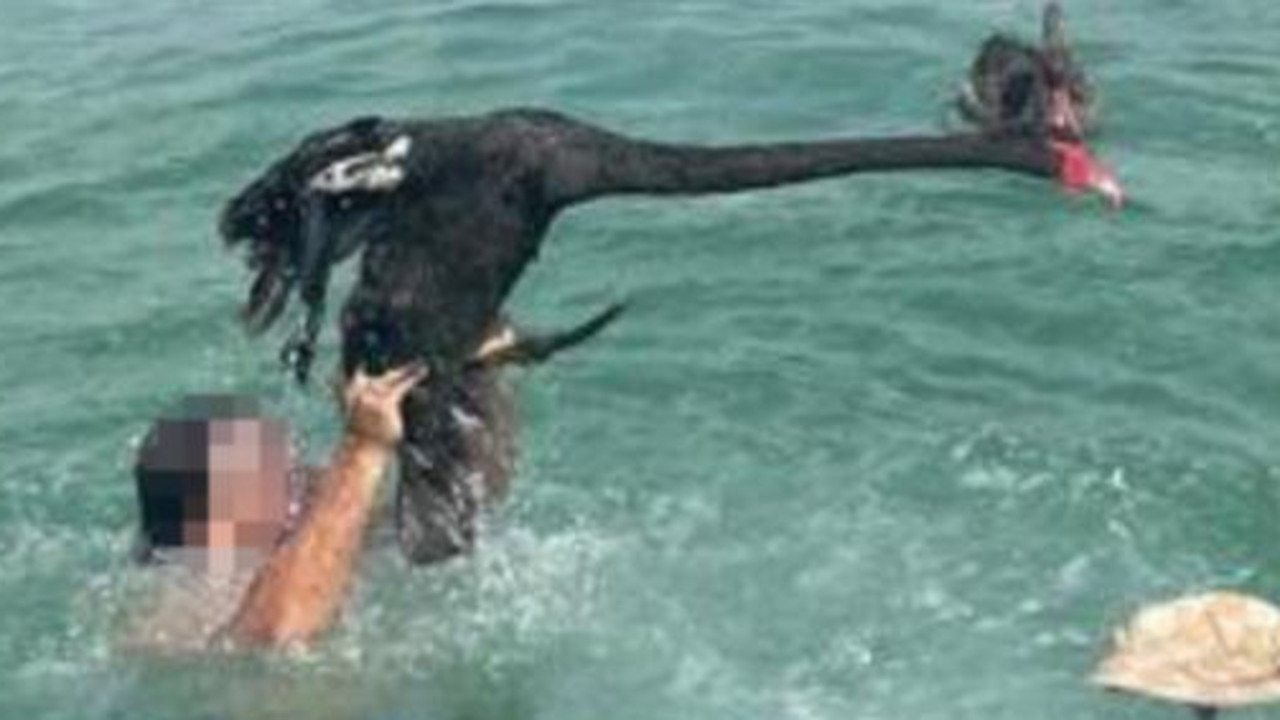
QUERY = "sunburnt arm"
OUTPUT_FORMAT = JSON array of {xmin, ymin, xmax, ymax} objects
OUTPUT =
[
  {"xmin": 224, "ymin": 363, "xmax": 426, "ymax": 647},
  {"xmin": 224, "ymin": 433, "xmax": 390, "ymax": 646}
]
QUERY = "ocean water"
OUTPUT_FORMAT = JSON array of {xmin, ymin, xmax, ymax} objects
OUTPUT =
[{"xmin": 1, "ymin": 0, "xmax": 1278, "ymax": 718}]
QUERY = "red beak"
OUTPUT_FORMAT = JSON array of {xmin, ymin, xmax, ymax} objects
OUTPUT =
[{"xmin": 1052, "ymin": 140, "xmax": 1124, "ymax": 209}]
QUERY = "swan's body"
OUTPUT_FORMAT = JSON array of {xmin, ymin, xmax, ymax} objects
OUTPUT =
[{"xmin": 220, "ymin": 7, "xmax": 1118, "ymax": 564}]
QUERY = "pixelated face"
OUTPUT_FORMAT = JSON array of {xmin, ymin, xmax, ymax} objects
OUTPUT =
[
  {"xmin": 197, "ymin": 417, "xmax": 290, "ymax": 550},
  {"xmin": 135, "ymin": 396, "xmax": 295, "ymax": 559}
]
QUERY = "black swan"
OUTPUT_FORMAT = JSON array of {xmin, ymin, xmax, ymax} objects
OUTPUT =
[
  {"xmin": 957, "ymin": 1, "xmax": 1095, "ymax": 141},
  {"xmin": 219, "ymin": 8, "xmax": 1121, "ymax": 564}
]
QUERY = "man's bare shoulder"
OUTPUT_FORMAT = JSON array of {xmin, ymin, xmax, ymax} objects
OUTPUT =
[{"xmin": 120, "ymin": 552, "xmax": 261, "ymax": 654}]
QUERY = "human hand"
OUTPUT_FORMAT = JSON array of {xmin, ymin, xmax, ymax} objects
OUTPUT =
[{"xmin": 339, "ymin": 362, "xmax": 428, "ymax": 447}]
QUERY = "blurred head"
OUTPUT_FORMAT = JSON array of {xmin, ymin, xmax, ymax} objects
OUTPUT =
[{"xmin": 133, "ymin": 395, "xmax": 293, "ymax": 562}]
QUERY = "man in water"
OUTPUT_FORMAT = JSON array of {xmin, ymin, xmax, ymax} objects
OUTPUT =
[{"xmin": 125, "ymin": 362, "xmax": 426, "ymax": 651}]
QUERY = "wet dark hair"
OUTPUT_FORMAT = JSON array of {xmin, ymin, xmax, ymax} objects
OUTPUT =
[{"xmin": 132, "ymin": 395, "xmax": 267, "ymax": 563}]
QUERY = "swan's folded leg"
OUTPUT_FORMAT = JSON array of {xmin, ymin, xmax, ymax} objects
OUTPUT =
[
  {"xmin": 470, "ymin": 302, "xmax": 628, "ymax": 369},
  {"xmin": 391, "ymin": 305, "xmax": 624, "ymax": 565}
]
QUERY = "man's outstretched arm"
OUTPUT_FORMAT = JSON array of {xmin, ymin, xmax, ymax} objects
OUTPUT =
[{"xmin": 225, "ymin": 363, "xmax": 427, "ymax": 647}]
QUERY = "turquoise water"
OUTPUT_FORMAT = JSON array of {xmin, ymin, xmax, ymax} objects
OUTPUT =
[{"xmin": 2, "ymin": 0, "xmax": 1279, "ymax": 718}]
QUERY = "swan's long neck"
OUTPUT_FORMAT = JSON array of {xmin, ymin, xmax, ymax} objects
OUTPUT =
[{"xmin": 588, "ymin": 133, "xmax": 1053, "ymax": 197}]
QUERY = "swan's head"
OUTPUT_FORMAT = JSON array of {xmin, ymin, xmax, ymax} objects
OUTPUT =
[
  {"xmin": 1036, "ymin": 1, "xmax": 1093, "ymax": 141},
  {"xmin": 958, "ymin": 2, "xmax": 1094, "ymax": 142},
  {"xmin": 219, "ymin": 117, "xmax": 414, "ymax": 334},
  {"xmin": 958, "ymin": 3, "xmax": 1121, "ymax": 207}
]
